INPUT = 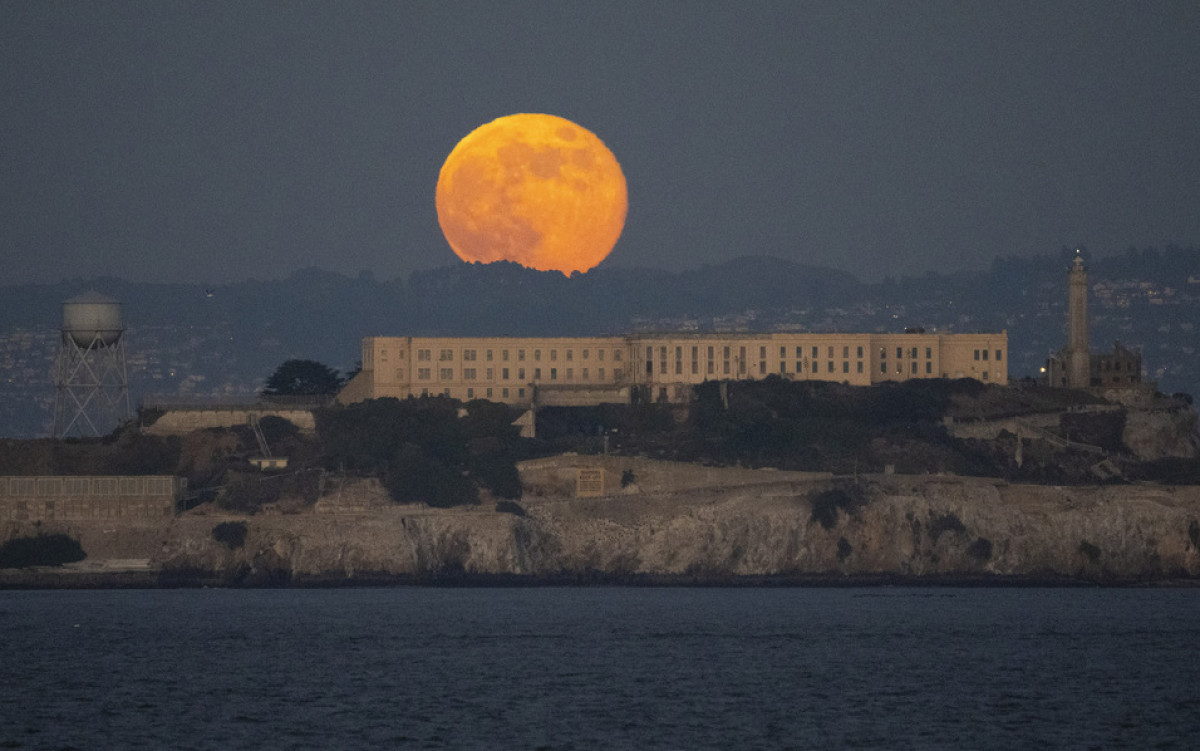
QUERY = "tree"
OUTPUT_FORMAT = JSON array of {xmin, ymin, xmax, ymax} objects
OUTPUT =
[{"xmin": 262, "ymin": 359, "xmax": 343, "ymax": 397}]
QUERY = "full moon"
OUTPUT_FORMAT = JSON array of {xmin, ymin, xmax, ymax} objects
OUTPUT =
[{"xmin": 435, "ymin": 113, "xmax": 627, "ymax": 275}]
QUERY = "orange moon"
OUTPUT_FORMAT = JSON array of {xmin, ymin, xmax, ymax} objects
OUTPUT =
[{"xmin": 435, "ymin": 113, "xmax": 627, "ymax": 275}]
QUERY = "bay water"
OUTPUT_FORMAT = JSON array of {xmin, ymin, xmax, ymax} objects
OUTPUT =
[{"xmin": 2, "ymin": 587, "xmax": 1198, "ymax": 749}]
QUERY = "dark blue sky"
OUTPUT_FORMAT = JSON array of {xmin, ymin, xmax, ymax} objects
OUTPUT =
[{"xmin": 3, "ymin": 1, "xmax": 1198, "ymax": 284}]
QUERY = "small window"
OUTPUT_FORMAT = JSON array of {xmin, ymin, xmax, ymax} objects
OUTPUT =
[
  {"xmin": 857, "ymin": 361, "xmax": 863, "ymax": 373},
  {"xmin": 925, "ymin": 347, "xmax": 932, "ymax": 359},
  {"xmin": 550, "ymin": 368, "xmax": 557, "ymax": 380},
  {"xmin": 996, "ymin": 350, "xmax": 1003, "ymax": 361},
  {"xmin": 857, "ymin": 346, "xmax": 863, "ymax": 358},
  {"xmin": 534, "ymin": 368, "xmax": 542, "ymax": 380},
  {"xmin": 439, "ymin": 368, "xmax": 453, "ymax": 380},
  {"xmin": 925, "ymin": 362, "xmax": 932, "ymax": 374}
]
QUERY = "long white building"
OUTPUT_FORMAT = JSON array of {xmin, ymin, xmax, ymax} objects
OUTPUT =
[{"xmin": 339, "ymin": 331, "xmax": 1008, "ymax": 407}]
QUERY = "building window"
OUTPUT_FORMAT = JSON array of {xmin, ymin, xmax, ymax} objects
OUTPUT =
[
  {"xmin": 982, "ymin": 350, "xmax": 989, "ymax": 361},
  {"xmin": 974, "ymin": 350, "xmax": 980, "ymax": 360},
  {"xmin": 781, "ymin": 346, "xmax": 787, "ymax": 359},
  {"xmin": 857, "ymin": 361, "xmax": 863, "ymax": 374},
  {"xmin": 502, "ymin": 368, "xmax": 510, "ymax": 380},
  {"xmin": 486, "ymin": 388, "xmax": 493, "ymax": 398},
  {"xmin": 518, "ymin": 350, "xmax": 525, "ymax": 361},
  {"xmin": 550, "ymin": 368, "xmax": 557, "ymax": 380},
  {"xmin": 566, "ymin": 350, "xmax": 573, "ymax": 361},
  {"xmin": 464, "ymin": 350, "xmax": 477, "ymax": 361},
  {"xmin": 418, "ymin": 368, "xmax": 431, "ymax": 380},
  {"xmin": 647, "ymin": 361, "xmax": 653, "ymax": 375},
  {"xmin": 707, "ymin": 361, "xmax": 714, "ymax": 374},
  {"xmin": 982, "ymin": 371, "xmax": 989, "ymax": 381},
  {"xmin": 582, "ymin": 349, "xmax": 589, "ymax": 360},
  {"xmin": 925, "ymin": 347, "xmax": 932, "ymax": 359},
  {"xmin": 503, "ymin": 388, "xmax": 509, "ymax": 398},
  {"xmin": 676, "ymin": 360, "xmax": 683, "ymax": 375},
  {"xmin": 486, "ymin": 368, "xmax": 494, "ymax": 380},
  {"xmin": 467, "ymin": 388, "xmax": 474, "ymax": 398},
  {"xmin": 534, "ymin": 368, "xmax": 542, "ymax": 380},
  {"xmin": 828, "ymin": 362, "xmax": 835, "ymax": 373},
  {"xmin": 418, "ymin": 349, "xmax": 431, "ymax": 361},
  {"xmin": 796, "ymin": 361, "xmax": 803, "ymax": 373},
  {"xmin": 759, "ymin": 361, "xmax": 766, "ymax": 374},
  {"xmin": 812, "ymin": 346, "xmax": 819, "ymax": 359},
  {"xmin": 440, "ymin": 349, "xmax": 453, "ymax": 361},
  {"xmin": 582, "ymin": 368, "xmax": 588, "ymax": 380},
  {"xmin": 550, "ymin": 350, "xmax": 557, "ymax": 361},
  {"xmin": 534, "ymin": 350, "xmax": 541, "ymax": 361},
  {"xmin": 857, "ymin": 346, "xmax": 863, "ymax": 358},
  {"xmin": 843, "ymin": 346, "xmax": 850, "ymax": 359},
  {"xmin": 880, "ymin": 348, "xmax": 887, "ymax": 359},
  {"xmin": 692, "ymin": 360, "xmax": 698, "ymax": 375},
  {"xmin": 395, "ymin": 368, "xmax": 404, "ymax": 381},
  {"xmin": 739, "ymin": 347, "xmax": 746, "ymax": 374},
  {"xmin": 566, "ymin": 368, "xmax": 573, "ymax": 380},
  {"xmin": 518, "ymin": 368, "xmax": 525, "ymax": 380},
  {"xmin": 926, "ymin": 362, "xmax": 932, "ymax": 374},
  {"xmin": 486, "ymin": 350, "xmax": 493, "ymax": 362},
  {"xmin": 598, "ymin": 367, "xmax": 605, "ymax": 380},
  {"xmin": 896, "ymin": 347, "xmax": 903, "ymax": 359},
  {"xmin": 760, "ymin": 346, "xmax": 767, "ymax": 359},
  {"xmin": 440, "ymin": 368, "xmax": 453, "ymax": 380},
  {"xmin": 518, "ymin": 388, "xmax": 525, "ymax": 397},
  {"xmin": 996, "ymin": 350, "xmax": 1003, "ymax": 361},
  {"xmin": 502, "ymin": 350, "xmax": 509, "ymax": 361},
  {"xmin": 598, "ymin": 350, "xmax": 605, "ymax": 361},
  {"xmin": 463, "ymin": 368, "xmax": 477, "ymax": 379},
  {"xmin": 796, "ymin": 346, "xmax": 803, "ymax": 358},
  {"xmin": 881, "ymin": 362, "xmax": 887, "ymax": 373},
  {"xmin": 843, "ymin": 361, "xmax": 850, "ymax": 373},
  {"xmin": 911, "ymin": 362, "xmax": 917, "ymax": 374}
]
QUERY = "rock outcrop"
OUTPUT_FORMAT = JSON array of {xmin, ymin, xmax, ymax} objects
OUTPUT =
[{"xmin": 5, "ymin": 457, "xmax": 1200, "ymax": 586}]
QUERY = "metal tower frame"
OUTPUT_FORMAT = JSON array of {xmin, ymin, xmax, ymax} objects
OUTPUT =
[{"xmin": 52, "ymin": 331, "xmax": 131, "ymax": 437}]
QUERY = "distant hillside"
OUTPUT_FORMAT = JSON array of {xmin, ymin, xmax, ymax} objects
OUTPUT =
[{"xmin": 1, "ymin": 246, "xmax": 1198, "ymax": 438}]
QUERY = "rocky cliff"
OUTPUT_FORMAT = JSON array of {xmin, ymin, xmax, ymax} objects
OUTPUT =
[{"xmin": 6, "ymin": 456, "xmax": 1200, "ymax": 586}]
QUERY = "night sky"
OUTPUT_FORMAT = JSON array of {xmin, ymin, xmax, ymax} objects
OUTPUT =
[{"xmin": 3, "ymin": 1, "xmax": 1198, "ymax": 285}]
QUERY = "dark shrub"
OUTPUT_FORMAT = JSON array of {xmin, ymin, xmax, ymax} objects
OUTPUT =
[
  {"xmin": 810, "ymin": 489, "xmax": 860, "ymax": 530},
  {"xmin": 212, "ymin": 521, "xmax": 248, "ymax": 550},
  {"xmin": 837, "ymin": 537, "xmax": 852, "ymax": 562},
  {"xmin": 1078, "ymin": 540, "xmax": 1101, "ymax": 563},
  {"xmin": 385, "ymin": 443, "xmax": 477, "ymax": 508},
  {"xmin": 929, "ymin": 513, "xmax": 967, "ymax": 542},
  {"xmin": 0, "ymin": 534, "xmax": 86, "ymax": 568},
  {"xmin": 967, "ymin": 537, "xmax": 993, "ymax": 561}
]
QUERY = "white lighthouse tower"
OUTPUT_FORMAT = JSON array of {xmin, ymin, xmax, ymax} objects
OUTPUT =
[{"xmin": 52, "ymin": 292, "xmax": 132, "ymax": 437}]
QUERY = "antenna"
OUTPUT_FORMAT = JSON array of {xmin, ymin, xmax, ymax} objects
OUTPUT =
[{"xmin": 52, "ymin": 292, "xmax": 132, "ymax": 437}]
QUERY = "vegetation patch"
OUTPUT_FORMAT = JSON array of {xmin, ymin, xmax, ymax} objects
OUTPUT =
[
  {"xmin": 836, "ymin": 537, "xmax": 852, "ymax": 562},
  {"xmin": 212, "ymin": 521, "xmax": 248, "ymax": 550},
  {"xmin": 0, "ymin": 534, "xmax": 86, "ymax": 568},
  {"xmin": 1078, "ymin": 540, "xmax": 1102, "ymax": 563},
  {"xmin": 966, "ymin": 537, "xmax": 994, "ymax": 561},
  {"xmin": 929, "ymin": 513, "xmax": 967, "ymax": 542},
  {"xmin": 809, "ymin": 487, "xmax": 862, "ymax": 530}
]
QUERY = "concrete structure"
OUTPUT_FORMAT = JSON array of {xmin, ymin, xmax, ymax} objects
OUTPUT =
[
  {"xmin": 341, "ymin": 331, "xmax": 1009, "ymax": 407},
  {"xmin": 140, "ymin": 397, "xmax": 323, "ymax": 435},
  {"xmin": 1045, "ymin": 255, "xmax": 1145, "ymax": 389},
  {"xmin": 0, "ymin": 476, "xmax": 184, "ymax": 523},
  {"xmin": 53, "ymin": 292, "xmax": 131, "ymax": 437}
]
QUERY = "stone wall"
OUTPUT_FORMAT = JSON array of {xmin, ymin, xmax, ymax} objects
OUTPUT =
[
  {"xmin": 143, "ymin": 407, "xmax": 316, "ymax": 435},
  {"xmin": 0, "ymin": 476, "xmax": 184, "ymax": 522}
]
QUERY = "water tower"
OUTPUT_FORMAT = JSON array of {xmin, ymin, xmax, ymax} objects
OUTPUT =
[{"xmin": 52, "ymin": 292, "xmax": 131, "ymax": 437}]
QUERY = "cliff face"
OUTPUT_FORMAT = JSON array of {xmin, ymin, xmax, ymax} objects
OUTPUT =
[{"xmin": 11, "ymin": 458, "xmax": 1199, "ymax": 585}]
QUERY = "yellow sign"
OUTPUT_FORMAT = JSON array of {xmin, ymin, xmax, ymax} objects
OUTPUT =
[{"xmin": 576, "ymin": 468, "xmax": 605, "ymax": 498}]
